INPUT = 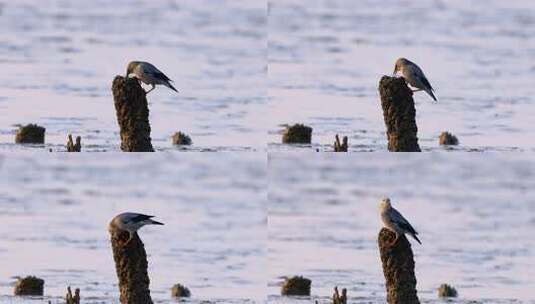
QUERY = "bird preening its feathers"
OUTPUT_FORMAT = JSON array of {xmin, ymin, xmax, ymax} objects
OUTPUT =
[
  {"xmin": 126, "ymin": 61, "xmax": 178, "ymax": 94},
  {"xmin": 109, "ymin": 212, "xmax": 164, "ymax": 244},
  {"xmin": 380, "ymin": 198, "xmax": 421, "ymax": 246},
  {"xmin": 393, "ymin": 57, "xmax": 437, "ymax": 102}
]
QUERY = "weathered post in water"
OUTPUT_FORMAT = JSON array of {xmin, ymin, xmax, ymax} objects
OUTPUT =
[
  {"xmin": 111, "ymin": 76, "xmax": 154, "ymax": 152},
  {"xmin": 109, "ymin": 226, "xmax": 154, "ymax": 304},
  {"xmin": 378, "ymin": 76, "xmax": 421, "ymax": 152},
  {"xmin": 378, "ymin": 228, "xmax": 420, "ymax": 304}
]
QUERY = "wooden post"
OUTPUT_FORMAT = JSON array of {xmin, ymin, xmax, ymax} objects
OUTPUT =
[
  {"xmin": 109, "ymin": 228, "xmax": 153, "ymax": 304},
  {"xmin": 111, "ymin": 76, "xmax": 154, "ymax": 152},
  {"xmin": 378, "ymin": 228, "xmax": 420, "ymax": 304},
  {"xmin": 378, "ymin": 76, "xmax": 421, "ymax": 152}
]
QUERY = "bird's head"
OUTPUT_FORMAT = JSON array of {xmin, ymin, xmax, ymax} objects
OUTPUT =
[
  {"xmin": 125, "ymin": 61, "xmax": 138, "ymax": 78},
  {"xmin": 393, "ymin": 58, "xmax": 408, "ymax": 76},
  {"xmin": 380, "ymin": 197, "xmax": 392, "ymax": 210}
]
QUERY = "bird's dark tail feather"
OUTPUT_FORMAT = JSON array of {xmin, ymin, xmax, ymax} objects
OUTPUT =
[
  {"xmin": 166, "ymin": 82, "xmax": 179, "ymax": 93},
  {"xmin": 411, "ymin": 233, "xmax": 422, "ymax": 244},
  {"xmin": 427, "ymin": 90, "xmax": 437, "ymax": 102}
]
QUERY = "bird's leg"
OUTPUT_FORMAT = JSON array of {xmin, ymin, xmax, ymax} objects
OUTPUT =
[
  {"xmin": 411, "ymin": 89, "xmax": 423, "ymax": 92},
  {"xmin": 145, "ymin": 84, "xmax": 155, "ymax": 95}
]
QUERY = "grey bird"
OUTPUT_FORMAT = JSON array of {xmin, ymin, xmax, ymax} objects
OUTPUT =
[
  {"xmin": 393, "ymin": 58, "xmax": 437, "ymax": 102},
  {"xmin": 109, "ymin": 212, "xmax": 164, "ymax": 243},
  {"xmin": 126, "ymin": 61, "xmax": 178, "ymax": 94},
  {"xmin": 380, "ymin": 198, "xmax": 421, "ymax": 246}
]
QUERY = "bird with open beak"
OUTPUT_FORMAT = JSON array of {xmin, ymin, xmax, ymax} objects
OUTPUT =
[
  {"xmin": 109, "ymin": 212, "xmax": 164, "ymax": 244},
  {"xmin": 126, "ymin": 61, "xmax": 178, "ymax": 94},
  {"xmin": 393, "ymin": 58, "xmax": 437, "ymax": 102},
  {"xmin": 380, "ymin": 197, "xmax": 421, "ymax": 247}
]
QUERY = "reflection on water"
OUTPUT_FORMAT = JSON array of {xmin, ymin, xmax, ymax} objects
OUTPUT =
[
  {"xmin": 268, "ymin": 0, "xmax": 535, "ymax": 151},
  {"xmin": 0, "ymin": 0, "xmax": 267, "ymax": 152},
  {"xmin": 268, "ymin": 153, "xmax": 535, "ymax": 303},
  {"xmin": 0, "ymin": 154, "xmax": 266, "ymax": 303}
]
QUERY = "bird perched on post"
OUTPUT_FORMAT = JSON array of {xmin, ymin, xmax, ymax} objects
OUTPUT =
[
  {"xmin": 380, "ymin": 198, "xmax": 421, "ymax": 246},
  {"xmin": 109, "ymin": 212, "xmax": 164, "ymax": 244},
  {"xmin": 393, "ymin": 58, "xmax": 437, "ymax": 102},
  {"xmin": 126, "ymin": 61, "xmax": 178, "ymax": 94}
]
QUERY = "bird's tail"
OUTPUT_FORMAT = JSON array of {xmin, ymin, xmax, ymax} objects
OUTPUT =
[
  {"xmin": 165, "ymin": 81, "xmax": 179, "ymax": 93},
  {"xmin": 427, "ymin": 89, "xmax": 437, "ymax": 102},
  {"xmin": 411, "ymin": 233, "xmax": 422, "ymax": 244},
  {"xmin": 148, "ymin": 219, "xmax": 164, "ymax": 225}
]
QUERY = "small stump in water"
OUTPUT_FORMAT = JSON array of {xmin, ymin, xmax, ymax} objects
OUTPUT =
[
  {"xmin": 333, "ymin": 134, "xmax": 348, "ymax": 152},
  {"xmin": 15, "ymin": 124, "xmax": 45, "ymax": 144},
  {"xmin": 171, "ymin": 283, "xmax": 191, "ymax": 298},
  {"xmin": 378, "ymin": 76, "xmax": 420, "ymax": 152},
  {"xmin": 281, "ymin": 276, "xmax": 311, "ymax": 296},
  {"xmin": 14, "ymin": 276, "xmax": 44, "ymax": 296},
  {"xmin": 437, "ymin": 284, "xmax": 457, "ymax": 298},
  {"xmin": 171, "ymin": 132, "xmax": 192, "ymax": 145},
  {"xmin": 439, "ymin": 132, "xmax": 459, "ymax": 146},
  {"xmin": 112, "ymin": 76, "xmax": 154, "ymax": 152},
  {"xmin": 378, "ymin": 228, "xmax": 420, "ymax": 304},
  {"xmin": 332, "ymin": 286, "xmax": 347, "ymax": 304},
  {"xmin": 65, "ymin": 286, "xmax": 81, "ymax": 304},
  {"xmin": 66, "ymin": 134, "xmax": 82, "ymax": 152},
  {"xmin": 282, "ymin": 124, "xmax": 312, "ymax": 144}
]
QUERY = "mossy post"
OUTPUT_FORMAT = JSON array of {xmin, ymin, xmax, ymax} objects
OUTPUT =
[
  {"xmin": 378, "ymin": 228, "xmax": 419, "ymax": 304},
  {"xmin": 112, "ymin": 76, "xmax": 154, "ymax": 152},
  {"xmin": 378, "ymin": 76, "xmax": 421, "ymax": 152},
  {"xmin": 109, "ymin": 228, "xmax": 153, "ymax": 304}
]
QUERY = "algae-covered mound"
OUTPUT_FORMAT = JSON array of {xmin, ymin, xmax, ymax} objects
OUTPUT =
[
  {"xmin": 15, "ymin": 124, "xmax": 45, "ymax": 144},
  {"xmin": 172, "ymin": 132, "xmax": 192, "ymax": 145},
  {"xmin": 438, "ymin": 283, "xmax": 458, "ymax": 297},
  {"xmin": 171, "ymin": 283, "xmax": 191, "ymax": 298},
  {"xmin": 14, "ymin": 276, "xmax": 44, "ymax": 296},
  {"xmin": 282, "ymin": 124, "xmax": 312, "ymax": 144},
  {"xmin": 281, "ymin": 275, "xmax": 311, "ymax": 296},
  {"xmin": 439, "ymin": 132, "xmax": 459, "ymax": 146}
]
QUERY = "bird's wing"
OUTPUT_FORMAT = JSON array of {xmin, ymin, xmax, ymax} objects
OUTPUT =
[
  {"xmin": 390, "ymin": 208, "xmax": 418, "ymax": 235},
  {"xmin": 128, "ymin": 213, "xmax": 154, "ymax": 223},
  {"xmin": 411, "ymin": 64, "xmax": 434, "ymax": 92},
  {"xmin": 145, "ymin": 64, "xmax": 172, "ymax": 82},
  {"xmin": 154, "ymin": 71, "xmax": 172, "ymax": 82},
  {"xmin": 418, "ymin": 73, "xmax": 434, "ymax": 92}
]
